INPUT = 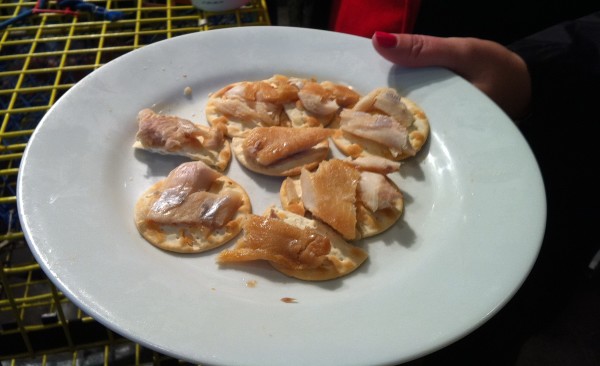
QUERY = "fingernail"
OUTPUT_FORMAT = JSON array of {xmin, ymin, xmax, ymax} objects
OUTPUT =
[{"xmin": 374, "ymin": 31, "xmax": 397, "ymax": 48}]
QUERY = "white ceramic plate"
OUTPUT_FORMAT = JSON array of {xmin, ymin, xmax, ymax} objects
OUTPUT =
[{"xmin": 17, "ymin": 27, "xmax": 546, "ymax": 366}]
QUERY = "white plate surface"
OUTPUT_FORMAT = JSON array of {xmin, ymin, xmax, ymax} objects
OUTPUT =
[{"xmin": 17, "ymin": 26, "xmax": 546, "ymax": 366}]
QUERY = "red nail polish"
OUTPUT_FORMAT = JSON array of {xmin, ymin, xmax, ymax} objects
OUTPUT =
[{"xmin": 375, "ymin": 31, "xmax": 397, "ymax": 48}]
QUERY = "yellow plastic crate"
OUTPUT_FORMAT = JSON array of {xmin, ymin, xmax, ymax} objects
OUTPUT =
[{"xmin": 0, "ymin": 0, "xmax": 270, "ymax": 363}]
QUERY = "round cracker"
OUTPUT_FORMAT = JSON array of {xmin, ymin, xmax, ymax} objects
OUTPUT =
[
  {"xmin": 134, "ymin": 174, "xmax": 252, "ymax": 253},
  {"xmin": 355, "ymin": 196, "xmax": 404, "ymax": 238},
  {"xmin": 206, "ymin": 75, "xmax": 364, "ymax": 136},
  {"xmin": 265, "ymin": 206, "xmax": 368, "ymax": 281},
  {"xmin": 205, "ymin": 82, "xmax": 260, "ymax": 138},
  {"xmin": 205, "ymin": 79, "xmax": 294, "ymax": 138},
  {"xmin": 331, "ymin": 94, "xmax": 429, "ymax": 161},
  {"xmin": 279, "ymin": 177, "xmax": 305, "ymax": 216},
  {"xmin": 279, "ymin": 170, "xmax": 404, "ymax": 239}
]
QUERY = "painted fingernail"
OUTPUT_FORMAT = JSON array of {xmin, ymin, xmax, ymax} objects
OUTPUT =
[{"xmin": 374, "ymin": 31, "xmax": 397, "ymax": 48}]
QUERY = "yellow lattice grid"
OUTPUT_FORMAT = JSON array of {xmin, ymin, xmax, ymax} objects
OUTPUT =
[
  {"xmin": 0, "ymin": 1, "xmax": 270, "ymax": 362},
  {"xmin": 0, "ymin": 0, "xmax": 269, "ymax": 240}
]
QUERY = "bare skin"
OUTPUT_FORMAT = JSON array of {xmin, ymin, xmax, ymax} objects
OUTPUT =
[{"xmin": 372, "ymin": 32, "xmax": 532, "ymax": 121}]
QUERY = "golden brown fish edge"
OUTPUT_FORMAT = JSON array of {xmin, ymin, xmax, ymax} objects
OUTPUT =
[{"xmin": 216, "ymin": 205, "xmax": 369, "ymax": 281}]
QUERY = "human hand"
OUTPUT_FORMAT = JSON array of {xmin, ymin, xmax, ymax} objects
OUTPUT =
[{"xmin": 372, "ymin": 32, "xmax": 531, "ymax": 121}]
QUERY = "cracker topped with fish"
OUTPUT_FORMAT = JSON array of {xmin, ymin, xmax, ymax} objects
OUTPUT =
[
  {"xmin": 283, "ymin": 78, "xmax": 361, "ymax": 128},
  {"xmin": 217, "ymin": 206, "xmax": 368, "ymax": 281},
  {"xmin": 280, "ymin": 159, "xmax": 404, "ymax": 240},
  {"xmin": 231, "ymin": 126, "xmax": 333, "ymax": 177},
  {"xmin": 133, "ymin": 108, "xmax": 231, "ymax": 171},
  {"xmin": 205, "ymin": 74, "xmax": 361, "ymax": 137},
  {"xmin": 331, "ymin": 87, "xmax": 429, "ymax": 161},
  {"xmin": 134, "ymin": 161, "xmax": 251, "ymax": 253}
]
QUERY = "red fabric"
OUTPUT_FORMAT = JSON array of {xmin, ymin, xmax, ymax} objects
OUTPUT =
[{"xmin": 330, "ymin": 0, "xmax": 421, "ymax": 38}]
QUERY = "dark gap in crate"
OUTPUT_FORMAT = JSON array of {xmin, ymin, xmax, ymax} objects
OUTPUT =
[
  {"xmin": 0, "ymin": 44, "xmax": 32, "ymax": 65},
  {"xmin": 53, "ymin": 87, "xmax": 70, "ymax": 102},
  {"xmin": 62, "ymin": 52, "xmax": 98, "ymax": 70},
  {"xmin": 99, "ymin": 49, "xmax": 129, "ymax": 64},
  {"xmin": 0, "ymin": 150, "xmax": 21, "ymax": 166},
  {"xmin": 0, "ymin": 71, "xmax": 22, "ymax": 100},
  {"xmin": 240, "ymin": 10, "xmax": 264, "ymax": 23},
  {"xmin": 29, "ymin": 268, "xmax": 47, "ymax": 282},
  {"xmin": 0, "ymin": 314, "xmax": 17, "ymax": 332},
  {"xmin": 171, "ymin": 18, "xmax": 202, "ymax": 30},
  {"xmin": 155, "ymin": 356, "xmax": 187, "ymax": 366},
  {"xmin": 59, "ymin": 68, "xmax": 96, "ymax": 85},
  {"xmin": 1, "ymin": 110, "xmax": 44, "ymax": 134},
  {"xmin": 0, "ymin": 332, "xmax": 29, "ymax": 356},
  {"xmin": 25, "ymin": 326, "xmax": 70, "ymax": 353},
  {"xmin": 2, "ymin": 28, "xmax": 38, "ymax": 45},
  {"xmin": 140, "ymin": 32, "xmax": 168, "ymax": 46},
  {"xmin": 30, "ymin": 39, "xmax": 68, "ymax": 65},
  {"xmin": 135, "ymin": 16, "xmax": 168, "ymax": 30},
  {"xmin": 0, "ymin": 46, "xmax": 26, "ymax": 109},
  {"xmin": 0, "ymin": 320, "xmax": 18, "ymax": 331},
  {"xmin": 0, "ymin": 241, "xmax": 36, "ymax": 269},
  {"xmin": 0, "ymin": 203, "xmax": 20, "ymax": 239},
  {"xmin": 75, "ymin": 26, "xmax": 112, "ymax": 40},
  {"xmin": 139, "ymin": 8, "xmax": 168, "ymax": 20},
  {"xmin": 68, "ymin": 319, "xmax": 112, "ymax": 346},
  {"xmin": 20, "ymin": 71, "xmax": 58, "ymax": 90},
  {"xmin": 12, "ymin": 90, "xmax": 52, "ymax": 111},
  {"xmin": 68, "ymin": 38, "xmax": 100, "ymax": 51},
  {"xmin": 104, "ymin": 32, "xmax": 136, "ymax": 46},
  {"xmin": 49, "ymin": 13, "xmax": 94, "ymax": 27},
  {"xmin": 109, "ymin": 0, "xmax": 138, "ymax": 10},
  {"xmin": 0, "ymin": 3, "xmax": 16, "ymax": 17},
  {"xmin": 0, "ymin": 153, "xmax": 20, "ymax": 173},
  {"xmin": 170, "ymin": 7, "xmax": 201, "ymax": 19},
  {"xmin": 27, "ymin": 54, "xmax": 62, "ymax": 72},
  {"xmin": 2, "ymin": 292, "xmax": 57, "ymax": 328},
  {"xmin": 138, "ymin": 346, "xmax": 160, "ymax": 364},
  {"xmin": 0, "ymin": 156, "xmax": 21, "ymax": 171},
  {"xmin": 20, "ymin": 305, "xmax": 54, "ymax": 328},
  {"xmin": 0, "ymin": 263, "xmax": 30, "ymax": 288},
  {"xmin": 0, "ymin": 80, "xmax": 19, "ymax": 108},
  {"xmin": 44, "ymin": 351, "xmax": 79, "ymax": 363},
  {"xmin": 139, "ymin": 0, "xmax": 190, "ymax": 6},
  {"xmin": 205, "ymin": 13, "xmax": 240, "ymax": 26},
  {"xmin": 21, "ymin": 274, "xmax": 53, "ymax": 294},
  {"xmin": 173, "ymin": 8, "xmax": 200, "ymax": 16},
  {"xmin": 1, "ymin": 276, "xmax": 25, "ymax": 300},
  {"xmin": 65, "ymin": 37, "xmax": 99, "ymax": 66}
]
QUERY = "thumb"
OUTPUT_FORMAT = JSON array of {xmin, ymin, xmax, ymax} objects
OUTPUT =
[
  {"xmin": 372, "ymin": 32, "xmax": 473, "ymax": 70},
  {"xmin": 371, "ymin": 32, "xmax": 532, "ymax": 119}
]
